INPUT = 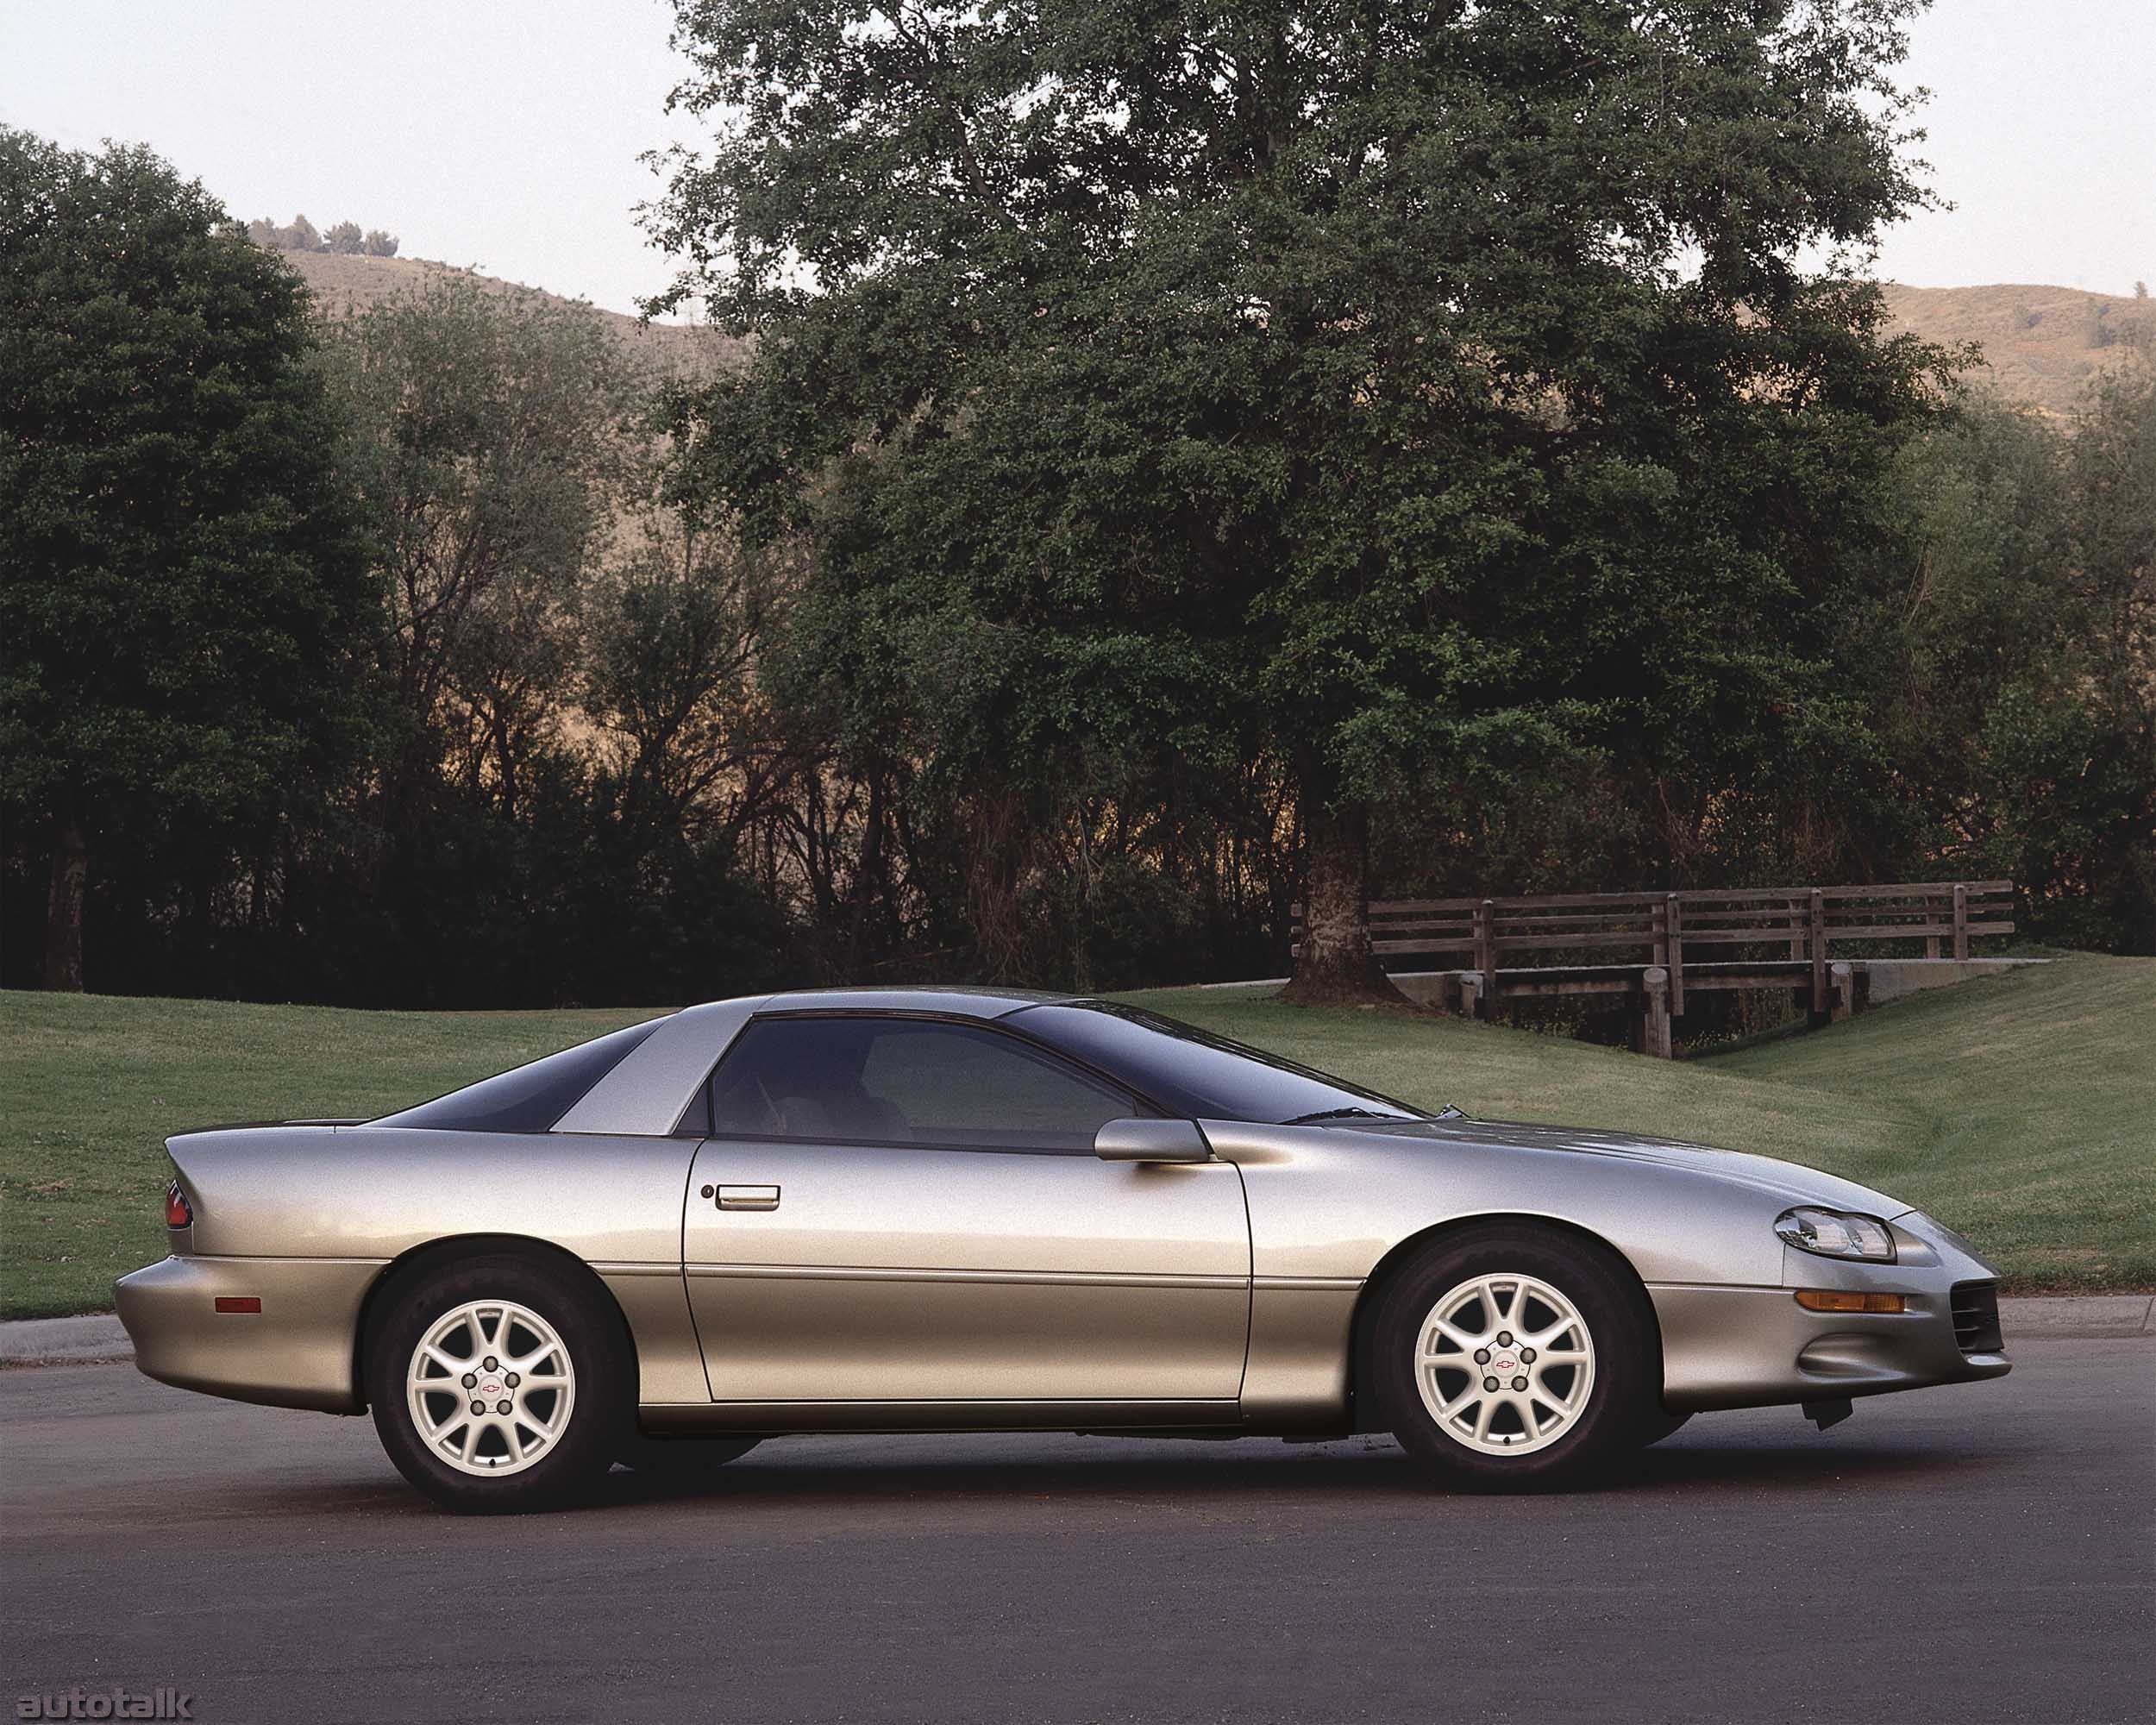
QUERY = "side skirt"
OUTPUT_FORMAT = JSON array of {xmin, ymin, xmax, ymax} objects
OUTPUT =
[{"xmin": 639, "ymin": 1398, "xmax": 1241, "ymax": 1436}]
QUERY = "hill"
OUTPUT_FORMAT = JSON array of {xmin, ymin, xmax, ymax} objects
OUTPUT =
[
  {"xmin": 279, "ymin": 248, "xmax": 738, "ymax": 376},
  {"xmin": 1883, "ymin": 282, "xmax": 2153, "ymax": 417},
  {"xmin": 279, "ymin": 253, "xmax": 2148, "ymax": 417},
  {"xmin": 3, "ymin": 954, "xmax": 2148, "ymax": 1317}
]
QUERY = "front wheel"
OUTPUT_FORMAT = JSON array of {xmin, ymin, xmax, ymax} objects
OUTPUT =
[
  {"xmin": 1371, "ymin": 1226, "xmax": 1658, "ymax": 1491},
  {"xmin": 367, "ymin": 1253, "xmax": 630, "ymax": 1513}
]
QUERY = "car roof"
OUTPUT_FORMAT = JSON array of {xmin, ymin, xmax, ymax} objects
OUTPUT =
[{"xmin": 753, "ymin": 985, "xmax": 1079, "ymax": 1019}]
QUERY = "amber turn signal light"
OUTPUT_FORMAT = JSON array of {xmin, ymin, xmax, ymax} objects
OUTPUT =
[
  {"xmin": 213, "ymin": 1296, "xmax": 261, "ymax": 1314},
  {"xmin": 1794, "ymin": 1289, "xmax": 1905, "ymax": 1314},
  {"xmin": 164, "ymin": 1182, "xmax": 192, "ymax": 1228}
]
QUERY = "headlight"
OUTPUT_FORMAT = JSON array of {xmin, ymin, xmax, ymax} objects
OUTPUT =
[{"xmin": 1775, "ymin": 1206, "xmax": 1896, "ymax": 1263}]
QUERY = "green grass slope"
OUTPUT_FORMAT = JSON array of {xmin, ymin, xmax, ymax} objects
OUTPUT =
[
  {"xmin": 0, "ymin": 995, "xmax": 652, "ymax": 1320},
  {"xmin": 1121, "ymin": 953, "xmax": 2154, "ymax": 1294},
  {"xmin": 1, "ymin": 956, "xmax": 2147, "ymax": 1318}
]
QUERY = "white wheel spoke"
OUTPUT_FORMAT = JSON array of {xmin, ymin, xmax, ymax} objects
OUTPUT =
[{"xmin": 408, "ymin": 1296, "xmax": 577, "ymax": 1479}]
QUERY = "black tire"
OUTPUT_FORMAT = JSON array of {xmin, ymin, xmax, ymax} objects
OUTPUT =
[
  {"xmin": 1370, "ymin": 1224, "xmax": 1658, "ymax": 1491},
  {"xmin": 367, "ymin": 1252, "xmax": 630, "ymax": 1514},
  {"xmin": 617, "ymin": 1433, "xmax": 762, "ymax": 1477}
]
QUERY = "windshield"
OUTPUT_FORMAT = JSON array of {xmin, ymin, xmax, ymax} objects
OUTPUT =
[{"xmin": 1010, "ymin": 1000, "xmax": 1426, "ymax": 1126}]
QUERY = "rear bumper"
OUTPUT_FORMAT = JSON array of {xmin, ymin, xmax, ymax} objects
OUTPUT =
[{"xmin": 114, "ymin": 1254, "xmax": 382, "ymax": 1414}]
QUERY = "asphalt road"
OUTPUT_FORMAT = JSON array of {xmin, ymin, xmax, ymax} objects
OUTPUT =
[{"xmin": 3, "ymin": 1342, "xmax": 2151, "ymax": 1725}]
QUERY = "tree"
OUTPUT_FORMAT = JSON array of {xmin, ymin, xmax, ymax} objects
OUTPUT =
[
  {"xmin": 364, "ymin": 229, "xmax": 399, "ymax": 258},
  {"xmin": 649, "ymin": 0, "xmax": 1953, "ymax": 1000},
  {"xmin": 326, "ymin": 219, "xmax": 364, "ymax": 254},
  {"xmin": 279, "ymin": 212, "xmax": 322, "ymax": 252},
  {"xmin": 0, "ymin": 129, "xmax": 377, "ymax": 989},
  {"xmin": 316, "ymin": 275, "xmax": 646, "ymax": 819}
]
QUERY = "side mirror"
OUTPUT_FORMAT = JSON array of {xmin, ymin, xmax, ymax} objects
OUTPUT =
[{"xmin": 1094, "ymin": 1118, "xmax": 1211, "ymax": 1164}]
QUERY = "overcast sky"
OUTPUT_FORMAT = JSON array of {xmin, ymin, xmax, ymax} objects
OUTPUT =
[{"xmin": 4, "ymin": 0, "xmax": 2151, "ymax": 317}]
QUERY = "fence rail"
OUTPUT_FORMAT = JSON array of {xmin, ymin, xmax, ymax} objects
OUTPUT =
[{"xmin": 1290, "ymin": 881, "xmax": 2015, "ymax": 1053}]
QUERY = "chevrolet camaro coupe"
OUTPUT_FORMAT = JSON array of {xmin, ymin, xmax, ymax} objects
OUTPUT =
[{"xmin": 116, "ymin": 988, "xmax": 2009, "ymax": 1511}]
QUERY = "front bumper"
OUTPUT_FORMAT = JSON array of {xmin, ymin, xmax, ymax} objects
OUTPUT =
[
  {"xmin": 115, "ymin": 1254, "xmax": 382, "ymax": 1414},
  {"xmin": 1650, "ymin": 1213, "xmax": 2010, "ymax": 1414}
]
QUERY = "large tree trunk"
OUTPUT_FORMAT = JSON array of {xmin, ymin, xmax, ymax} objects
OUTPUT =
[
  {"xmin": 1278, "ymin": 787, "xmax": 1408, "ymax": 1007},
  {"xmin": 43, "ymin": 793, "xmax": 87, "ymax": 993}
]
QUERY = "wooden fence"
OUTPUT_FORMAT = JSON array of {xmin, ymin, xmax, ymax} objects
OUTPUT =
[{"xmin": 1291, "ymin": 881, "xmax": 2015, "ymax": 1054}]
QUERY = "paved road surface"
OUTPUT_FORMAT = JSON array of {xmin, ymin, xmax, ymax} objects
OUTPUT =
[{"xmin": 3, "ymin": 1342, "xmax": 2150, "ymax": 1725}]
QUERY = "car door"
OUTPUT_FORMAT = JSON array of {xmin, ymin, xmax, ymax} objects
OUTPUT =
[{"xmin": 681, "ymin": 1013, "xmax": 1251, "ymax": 1418}]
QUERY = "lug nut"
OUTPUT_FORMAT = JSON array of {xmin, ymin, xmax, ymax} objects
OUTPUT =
[
  {"xmin": 483, "ymin": 1356, "xmax": 498, "ymax": 1371},
  {"xmin": 461, "ymin": 1372, "xmax": 477, "ymax": 1388},
  {"xmin": 1496, "ymin": 1332, "xmax": 1514, "ymax": 1346},
  {"xmin": 1512, "ymin": 1376, "xmax": 1528, "ymax": 1391},
  {"xmin": 1482, "ymin": 1376, "xmax": 1499, "ymax": 1393},
  {"xmin": 1521, "ymin": 1348, "xmax": 1537, "ymax": 1364},
  {"xmin": 505, "ymin": 1373, "xmax": 520, "ymax": 1388},
  {"xmin": 469, "ymin": 1400, "xmax": 485, "ymax": 1415},
  {"xmin": 496, "ymin": 1399, "xmax": 512, "ymax": 1415},
  {"xmin": 1474, "ymin": 1348, "xmax": 1491, "ymax": 1365}
]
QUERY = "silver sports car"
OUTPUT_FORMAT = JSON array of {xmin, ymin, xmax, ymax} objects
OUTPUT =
[{"xmin": 116, "ymin": 988, "xmax": 2009, "ymax": 1512}]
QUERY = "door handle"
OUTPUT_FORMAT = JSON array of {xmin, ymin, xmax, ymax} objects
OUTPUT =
[{"xmin": 711, "ymin": 1183, "xmax": 780, "ymax": 1212}]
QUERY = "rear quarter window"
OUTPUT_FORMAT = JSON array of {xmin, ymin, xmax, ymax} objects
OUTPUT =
[{"xmin": 374, "ymin": 1019, "xmax": 666, "ymax": 1133}]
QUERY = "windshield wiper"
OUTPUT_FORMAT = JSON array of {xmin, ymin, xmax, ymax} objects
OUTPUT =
[{"xmin": 1282, "ymin": 1107, "xmax": 1398, "ymax": 1125}]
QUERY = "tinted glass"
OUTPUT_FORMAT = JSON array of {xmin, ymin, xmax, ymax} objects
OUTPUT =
[
  {"xmin": 1011, "ymin": 1001, "xmax": 1424, "ymax": 1125},
  {"xmin": 709, "ymin": 1016, "xmax": 1138, "ymax": 1152},
  {"xmin": 376, "ymin": 1019, "xmax": 666, "ymax": 1134}
]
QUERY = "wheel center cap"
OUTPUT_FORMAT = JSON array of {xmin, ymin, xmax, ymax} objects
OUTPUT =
[
  {"xmin": 1491, "ymin": 1353, "xmax": 1520, "ymax": 1375},
  {"xmin": 479, "ymin": 1379, "xmax": 505, "ymax": 1399}
]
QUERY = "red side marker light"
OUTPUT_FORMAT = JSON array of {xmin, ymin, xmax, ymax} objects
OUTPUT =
[
  {"xmin": 214, "ymin": 1296, "xmax": 261, "ymax": 1314},
  {"xmin": 165, "ymin": 1182, "xmax": 192, "ymax": 1228}
]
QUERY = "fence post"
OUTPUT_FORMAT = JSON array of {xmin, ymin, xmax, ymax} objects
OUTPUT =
[
  {"xmin": 1666, "ymin": 894, "xmax": 1685, "ymax": 1019},
  {"xmin": 1788, "ymin": 896, "xmax": 1804, "ymax": 960},
  {"xmin": 1952, "ymin": 882, "xmax": 1968, "ymax": 962},
  {"xmin": 1475, "ymin": 900, "xmax": 1497, "ymax": 1019},
  {"xmin": 1809, "ymin": 888, "xmax": 1827, "ymax": 1018},
  {"xmin": 1641, "ymin": 967, "xmax": 1673, "ymax": 1058}
]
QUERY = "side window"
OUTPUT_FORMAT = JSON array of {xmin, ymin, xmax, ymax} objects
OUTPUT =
[{"xmin": 709, "ymin": 1017, "xmax": 1138, "ymax": 1153}]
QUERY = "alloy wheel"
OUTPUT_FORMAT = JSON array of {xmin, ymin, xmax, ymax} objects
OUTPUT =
[
  {"xmin": 404, "ymin": 1298, "xmax": 578, "ymax": 1477},
  {"xmin": 1413, "ymin": 1272, "xmax": 1597, "ymax": 1457}
]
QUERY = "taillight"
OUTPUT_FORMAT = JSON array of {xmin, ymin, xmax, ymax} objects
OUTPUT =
[{"xmin": 165, "ymin": 1182, "xmax": 192, "ymax": 1228}]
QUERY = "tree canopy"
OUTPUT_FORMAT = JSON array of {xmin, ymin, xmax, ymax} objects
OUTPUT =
[
  {"xmin": 0, "ymin": 129, "xmax": 376, "ymax": 989},
  {"xmin": 649, "ymin": 0, "xmax": 1957, "ymax": 997}
]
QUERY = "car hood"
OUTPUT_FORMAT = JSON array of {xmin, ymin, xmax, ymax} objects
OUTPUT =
[{"xmin": 1330, "ymin": 1116, "xmax": 1908, "ymax": 1216}]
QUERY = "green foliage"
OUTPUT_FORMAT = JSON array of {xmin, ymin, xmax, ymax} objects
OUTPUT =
[
  {"xmin": 325, "ymin": 218, "xmax": 364, "ymax": 254},
  {"xmin": 0, "ymin": 129, "xmax": 378, "ymax": 984},
  {"xmin": 363, "ymin": 228, "xmax": 398, "ymax": 258},
  {"xmin": 1871, "ymin": 376, "xmax": 2156, "ymax": 951},
  {"xmin": 649, "ymin": 0, "xmax": 1955, "ymax": 987},
  {"xmin": 318, "ymin": 272, "xmax": 646, "ymax": 806}
]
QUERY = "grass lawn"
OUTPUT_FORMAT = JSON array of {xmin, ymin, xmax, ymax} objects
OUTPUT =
[
  {"xmin": 3, "ymin": 954, "xmax": 2150, "ymax": 1317},
  {"xmin": 0, "ymin": 995, "xmax": 654, "ymax": 1320}
]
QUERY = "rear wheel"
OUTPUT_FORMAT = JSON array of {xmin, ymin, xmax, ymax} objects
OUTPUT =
[
  {"xmin": 367, "ymin": 1253, "xmax": 629, "ymax": 1513},
  {"xmin": 1371, "ymin": 1225, "xmax": 1658, "ymax": 1490}
]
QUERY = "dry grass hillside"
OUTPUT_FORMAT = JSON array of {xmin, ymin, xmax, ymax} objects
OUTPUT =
[
  {"xmin": 1883, "ymin": 283, "xmax": 2153, "ymax": 417},
  {"xmin": 282, "ymin": 252, "xmax": 2149, "ymax": 417},
  {"xmin": 281, "ymin": 249, "xmax": 738, "ymax": 377}
]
